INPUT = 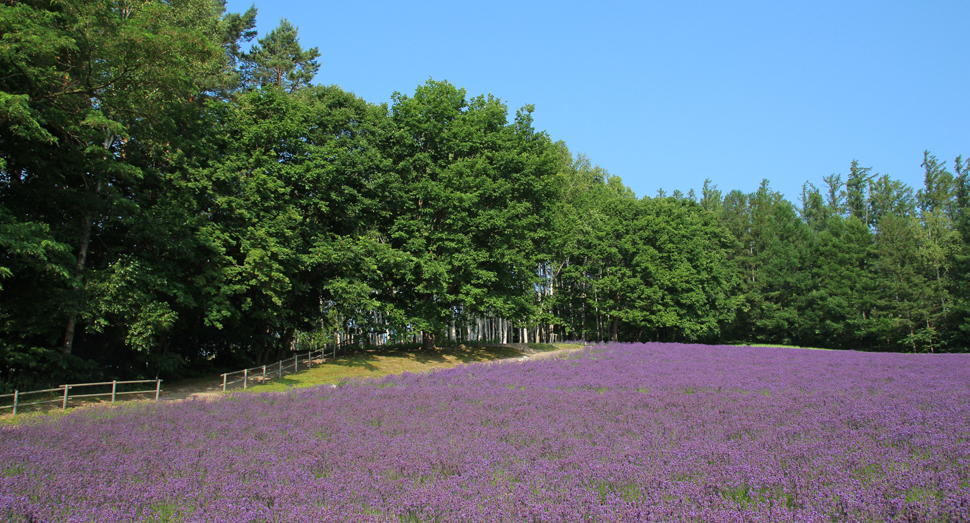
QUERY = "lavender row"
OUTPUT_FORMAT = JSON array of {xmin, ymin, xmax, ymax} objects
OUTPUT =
[{"xmin": 2, "ymin": 343, "xmax": 969, "ymax": 522}]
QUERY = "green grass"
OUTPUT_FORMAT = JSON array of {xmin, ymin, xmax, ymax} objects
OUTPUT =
[
  {"xmin": 238, "ymin": 344, "xmax": 564, "ymax": 394},
  {"xmin": 1, "ymin": 343, "xmax": 583, "ymax": 424},
  {"xmin": 0, "ymin": 398, "xmax": 139, "ymax": 427},
  {"xmin": 524, "ymin": 342, "xmax": 565, "ymax": 351},
  {"xmin": 732, "ymin": 342, "xmax": 831, "ymax": 351}
]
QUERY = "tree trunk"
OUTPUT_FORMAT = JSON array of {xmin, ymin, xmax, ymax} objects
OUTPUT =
[
  {"xmin": 384, "ymin": 313, "xmax": 390, "ymax": 346},
  {"xmin": 422, "ymin": 330, "xmax": 437, "ymax": 351},
  {"xmin": 277, "ymin": 326, "xmax": 297, "ymax": 361},
  {"xmin": 62, "ymin": 207, "xmax": 96, "ymax": 355},
  {"xmin": 257, "ymin": 324, "xmax": 277, "ymax": 364}
]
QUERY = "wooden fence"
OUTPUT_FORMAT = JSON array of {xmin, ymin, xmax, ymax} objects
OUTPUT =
[
  {"xmin": 220, "ymin": 340, "xmax": 365, "ymax": 392},
  {"xmin": 0, "ymin": 379, "xmax": 162, "ymax": 416},
  {"xmin": 220, "ymin": 350, "xmax": 325, "ymax": 392},
  {"xmin": 3, "ymin": 343, "xmax": 357, "ymax": 414}
]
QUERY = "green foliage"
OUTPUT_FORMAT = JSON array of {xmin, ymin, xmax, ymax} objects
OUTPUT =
[
  {"xmin": 1, "ymin": 0, "xmax": 968, "ymax": 392},
  {"xmin": 947, "ymin": 156, "xmax": 970, "ymax": 350},
  {"xmin": 196, "ymin": 84, "xmax": 388, "ymax": 361},
  {"xmin": 242, "ymin": 18, "xmax": 320, "ymax": 92},
  {"xmin": 716, "ymin": 181, "xmax": 812, "ymax": 345},
  {"xmin": 714, "ymin": 159, "xmax": 967, "ymax": 353},
  {"xmin": 546, "ymin": 150, "xmax": 739, "ymax": 343},
  {"xmin": 377, "ymin": 79, "xmax": 559, "ymax": 348},
  {"xmin": 0, "ymin": 0, "xmax": 243, "ymax": 387}
]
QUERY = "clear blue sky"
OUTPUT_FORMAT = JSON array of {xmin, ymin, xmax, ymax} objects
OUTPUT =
[{"xmin": 224, "ymin": 0, "xmax": 969, "ymax": 203}]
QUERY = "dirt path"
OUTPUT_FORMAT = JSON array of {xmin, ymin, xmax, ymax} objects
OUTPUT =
[
  {"xmin": 160, "ymin": 380, "xmax": 226, "ymax": 402},
  {"xmin": 158, "ymin": 344, "xmax": 588, "ymax": 403},
  {"xmin": 494, "ymin": 343, "xmax": 587, "ymax": 362},
  {"xmin": 1, "ymin": 345, "xmax": 592, "ymax": 422}
]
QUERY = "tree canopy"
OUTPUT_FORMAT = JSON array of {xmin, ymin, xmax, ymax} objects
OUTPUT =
[{"xmin": 1, "ymin": 1, "xmax": 967, "ymax": 391}]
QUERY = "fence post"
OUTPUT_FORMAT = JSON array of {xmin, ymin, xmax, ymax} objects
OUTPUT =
[
  {"xmin": 243, "ymin": 368, "xmax": 248, "ymax": 390},
  {"xmin": 222, "ymin": 374, "xmax": 227, "ymax": 393},
  {"xmin": 155, "ymin": 380, "xmax": 162, "ymax": 401},
  {"xmin": 262, "ymin": 365, "xmax": 266, "ymax": 380},
  {"xmin": 307, "ymin": 351, "xmax": 312, "ymax": 368},
  {"xmin": 111, "ymin": 380, "xmax": 117, "ymax": 404},
  {"xmin": 12, "ymin": 390, "xmax": 17, "ymax": 416},
  {"xmin": 62, "ymin": 386, "xmax": 68, "ymax": 409},
  {"xmin": 278, "ymin": 360, "xmax": 282, "ymax": 378}
]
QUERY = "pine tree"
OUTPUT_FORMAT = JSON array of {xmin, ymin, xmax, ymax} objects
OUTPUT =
[
  {"xmin": 945, "ymin": 156, "xmax": 970, "ymax": 350},
  {"xmin": 243, "ymin": 19, "xmax": 320, "ymax": 92}
]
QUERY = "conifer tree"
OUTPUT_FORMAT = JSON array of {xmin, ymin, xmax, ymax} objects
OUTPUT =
[
  {"xmin": 944, "ymin": 156, "xmax": 970, "ymax": 350},
  {"xmin": 243, "ymin": 19, "xmax": 320, "ymax": 92}
]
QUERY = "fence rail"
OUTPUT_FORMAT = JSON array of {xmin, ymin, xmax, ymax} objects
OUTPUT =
[
  {"xmin": 0, "ymin": 379, "xmax": 162, "ymax": 416},
  {"xmin": 3, "ymin": 343, "xmax": 358, "ymax": 413},
  {"xmin": 220, "ymin": 350, "xmax": 328, "ymax": 392}
]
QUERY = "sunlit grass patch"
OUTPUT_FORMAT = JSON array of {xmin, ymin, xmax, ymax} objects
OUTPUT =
[
  {"xmin": 0, "ymin": 407, "xmax": 73, "ymax": 427},
  {"xmin": 732, "ymin": 342, "xmax": 831, "ymax": 350},
  {"xmin": 242, "ymin": 344, "xmax": 524, "ymax": 393}
]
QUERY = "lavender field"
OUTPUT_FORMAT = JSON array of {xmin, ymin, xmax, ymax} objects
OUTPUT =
[{"xmin": 3, "ymin": 343, "xmax": 969, "ymax": 522}]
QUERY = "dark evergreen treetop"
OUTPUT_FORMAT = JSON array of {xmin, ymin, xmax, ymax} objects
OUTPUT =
[{"xmin": 242, "ymin": 18, "xmax": 320, "ymax": 92}]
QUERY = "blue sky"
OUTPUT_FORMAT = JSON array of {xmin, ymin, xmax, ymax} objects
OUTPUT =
[{"xmin": 224, "ymin": 0, "xmax": 969, "ymax": 203}]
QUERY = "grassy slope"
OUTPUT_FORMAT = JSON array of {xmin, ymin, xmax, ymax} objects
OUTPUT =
[
  {"xmin": 733, "ymin": 343, "xmax": 830, "ymax": 350},
  {"xmin": 0, "ymin": 343, "xmax": 572, "ymax": 424},
  {"xmin": 3, "ymin": 342, "xmax": 829, "ymax": 424},
  {"xmin": 240, "ymin": 343, "xmax": 571, "ymax": 393}
]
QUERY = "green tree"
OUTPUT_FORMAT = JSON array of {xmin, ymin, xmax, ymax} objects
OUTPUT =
[
  {"xmin": 846, "ymin": 160, "xmax": 876, "ymax": 225},
  {"xmin": 948, "ymin": 156, "xmax": 970, "ymax": 350},
  {"xmin": 798, "ymin": 182, "xmax": 830, "ymax": 232},
  {"xmin": 378, "ymin": 79, "xmax": 558, "ymax": 350},
  {"xmin": 549, "ymin": 169, "xmax": 737, "ymax": 343},
  {"xmin": 0, "ymin": 0, "xmax": 241, "ymax": 386},
  {"xmin": 242, "ymin": 18, "xmax": 320, "ymax": 92},
  {"xmin": 721, "ymin": 181, "xmax": 811, "ymax": 345},
  {"xmin": 194, "ymin": 84, "xmax": 388, "ymax": 363},
  {"xmin": 918, "ymin": 151, "xmax": 955, "ymax": 216},
  {"xmin": 617, "ymin": 196, "xmax": 738, "ymax": 342},
  {"xmin": 544, "ymin": 144, "xmax": 611, "ymax": 342},
  {"xmin": 800, "ymin": 214, "xmax": 876, "ymax": 349},
  {"xmin": 868, "ymin": 174, "xmax": 915, "ymax": 226}
]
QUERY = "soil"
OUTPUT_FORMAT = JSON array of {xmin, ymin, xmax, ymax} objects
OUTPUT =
[{"xmin": 160, "ymin": 379, "xmax": 227, "ymax": 402}]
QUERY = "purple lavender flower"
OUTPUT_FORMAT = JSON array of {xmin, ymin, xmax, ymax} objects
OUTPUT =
[{"xmin": 2, "ymin": 343, "xmax": 968, "ymax": 522}]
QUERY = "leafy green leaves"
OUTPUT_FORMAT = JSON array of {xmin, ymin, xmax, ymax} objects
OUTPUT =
[{"xmin": 378, "ymin": 80, "xmax": 558, "ymax": 348}]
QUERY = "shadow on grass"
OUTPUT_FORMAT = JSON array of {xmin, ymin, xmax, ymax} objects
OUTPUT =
[
  {"xmin": 443, "ymin": 345, "xmax": 522, "ymax": 362},
  {"xmin": 262, "ymin": 376, "xmax": 303, "ymax": 387},
  {"xmin": 329, "ymin": 344, "xmax": 523, "ymax": 369},
  {"xmin": 330, "ymin": 354, "xmax": 381, "ymax": 371},
  {"xmin": 181, "ymin": 344, "xmax": 541, "ymax": 397}
]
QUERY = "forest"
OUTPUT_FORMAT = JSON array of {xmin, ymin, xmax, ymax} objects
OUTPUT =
[{"xmin": 2, "ymin": 0, "xmax": 968, "ymax": 391}]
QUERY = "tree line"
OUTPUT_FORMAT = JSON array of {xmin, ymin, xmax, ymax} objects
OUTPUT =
[{"xmin": 2, "ymin": 0, "xmax": 968, "ymax": 390}]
